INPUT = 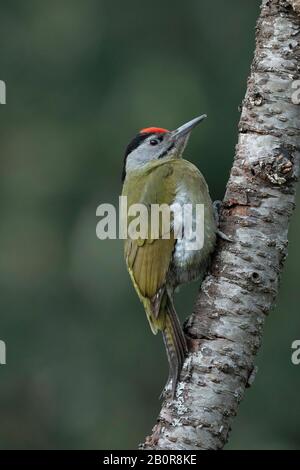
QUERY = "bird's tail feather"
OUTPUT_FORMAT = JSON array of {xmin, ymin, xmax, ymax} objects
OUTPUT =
[{"xmin": 162, "ymin": 296, "xmax": 187, "ymax": 398}]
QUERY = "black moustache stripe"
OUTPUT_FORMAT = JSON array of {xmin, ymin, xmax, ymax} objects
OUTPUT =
[{"xmin": 158, "ymin": 142, "xmax": 175, "ymax": 159}]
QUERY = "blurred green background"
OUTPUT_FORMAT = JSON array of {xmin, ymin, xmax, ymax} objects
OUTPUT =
[{"xmin": 0, "ymin": 0, "xmax": 299, "ymax": 450}]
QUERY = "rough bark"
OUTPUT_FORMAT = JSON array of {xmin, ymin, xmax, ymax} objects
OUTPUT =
[{"xmin": 142, "ymin": 0, "xmax": 300, "ymax": 450}]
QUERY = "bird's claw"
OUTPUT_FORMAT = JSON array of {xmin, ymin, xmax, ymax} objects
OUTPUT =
[
  {"xmin": 159, "ymin": 382, "xmax": 170, "ymax": 400},
  {"xmin": 213, "ymin": 200, "xmax": 234, "ymax": 242},
  {"xmin": 217, "ymin": 229, "xmax": 233, "ymax": 242}
]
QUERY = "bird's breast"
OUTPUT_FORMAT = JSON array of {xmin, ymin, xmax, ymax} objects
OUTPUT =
[{"xmin": 169, "ymin": 181, "xmax": 216, "ymax": 287}]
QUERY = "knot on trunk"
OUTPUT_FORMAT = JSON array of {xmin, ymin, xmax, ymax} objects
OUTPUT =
[{"xmin": 251, "ymin": 145, "xmax": 296, "ymax": 185}]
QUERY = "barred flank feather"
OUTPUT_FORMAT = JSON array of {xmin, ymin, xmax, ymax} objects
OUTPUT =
[{"xmin": 162, "ymin": 296, "xmax": 188, "ymax": 398}]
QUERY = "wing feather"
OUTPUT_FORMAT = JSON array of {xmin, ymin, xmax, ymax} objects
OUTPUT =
[{"xmin": 123, "ymin": 162, "xmax": 176, "ymax": 306}]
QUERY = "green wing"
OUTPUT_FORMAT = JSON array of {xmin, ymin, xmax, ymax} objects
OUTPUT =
[{"xmin": 122, "ymin": 162, "xmax": 176, "ymax": 333}]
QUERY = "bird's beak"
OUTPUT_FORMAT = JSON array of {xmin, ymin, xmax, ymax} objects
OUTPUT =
[
  {"xmin": 171, "ymin": 114, "xmax": 207, "ymax": 141},
  {"xmin": 168, "ymin": 114, "xmax": 207, "ymax": 157}
]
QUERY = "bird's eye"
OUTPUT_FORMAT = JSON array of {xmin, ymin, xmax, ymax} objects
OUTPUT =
[{"xmin": 150, "ymin": 139, "xmax": 159, "ymax": 146}]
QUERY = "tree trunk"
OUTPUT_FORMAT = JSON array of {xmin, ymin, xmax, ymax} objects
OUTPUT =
[{"xmin": 143, "ymin": 0, "xmax": 300, "ymax": 450}]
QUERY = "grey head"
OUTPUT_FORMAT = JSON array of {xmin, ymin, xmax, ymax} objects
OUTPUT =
[{"xmin": 122, "ymin": 115, "xmax": 207, "ymax": 181}]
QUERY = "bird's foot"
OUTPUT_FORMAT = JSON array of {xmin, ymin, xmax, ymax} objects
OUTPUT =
[
  {"xmin": 213, "ymin": 200, "xmax": 222, "ymax": 226},
  {"xmin": 217, "ymin": 229, "xmax": 233, "ymax": 242},
  {"xmin": 213, "ymin": 200, "xmax": 234, "ymax": 242},
  {"xmin": 159, "ymin": 379, "xmax": 171, "ymax": 400}
]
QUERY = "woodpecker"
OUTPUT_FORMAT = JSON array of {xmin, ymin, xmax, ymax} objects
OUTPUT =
[{"xmin": 121, "ymin": 116, "xmax": 217, "ymax": 398}]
